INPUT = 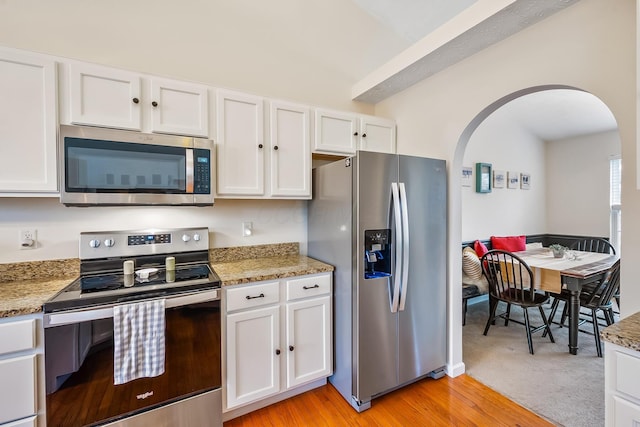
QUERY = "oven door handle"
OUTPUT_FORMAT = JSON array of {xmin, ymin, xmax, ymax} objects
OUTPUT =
[{"xmin": 44, "ymin": 289, "xmax": 220, "ymax": 328}]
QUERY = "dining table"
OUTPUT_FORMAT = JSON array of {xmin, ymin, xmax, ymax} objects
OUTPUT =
[{"xmin": 514, "ymin": 247, "xmax": 619, "ymax": 355}]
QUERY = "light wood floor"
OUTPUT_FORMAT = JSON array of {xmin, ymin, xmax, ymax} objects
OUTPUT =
[{"xmin": 224, "ymin": 374, "xmax": 554, "ymax": 426}]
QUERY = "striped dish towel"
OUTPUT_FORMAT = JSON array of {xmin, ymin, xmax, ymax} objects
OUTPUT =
[{"xmin": 113, "ymin": 299, "xmax": 166, "ymax": 385}]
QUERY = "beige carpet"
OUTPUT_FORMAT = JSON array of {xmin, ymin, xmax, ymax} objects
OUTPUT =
[{"xmin": 463, "ymin": 298, "xmax": 609, "ymax": 427}]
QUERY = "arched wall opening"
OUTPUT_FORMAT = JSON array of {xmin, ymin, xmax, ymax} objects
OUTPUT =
[{"xmin": 450, "ymin": 84, "xmax": 620, "ymax": 374}]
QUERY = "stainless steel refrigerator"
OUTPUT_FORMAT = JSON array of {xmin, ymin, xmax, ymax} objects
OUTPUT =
[{"xmin": 308, "ymin": 151, "xmax": 447, "ymax": 412}]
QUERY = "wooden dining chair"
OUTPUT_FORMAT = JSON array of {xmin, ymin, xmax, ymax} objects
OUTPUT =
[
  {"xmin": 480, "ymin": 250, "xmax": 555, "ymax": 355},
  {"xmin": 570, "ymin": 238, "xmax": 616, "ymax": 255},
  {"xmin": 546, "ymin": 260, "xmax": 620, "ymax": 357}
]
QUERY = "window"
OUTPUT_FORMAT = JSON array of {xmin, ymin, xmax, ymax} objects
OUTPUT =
[{"xmin": 610, "ymin": 156, "xmax": 621, "ymax": 253}]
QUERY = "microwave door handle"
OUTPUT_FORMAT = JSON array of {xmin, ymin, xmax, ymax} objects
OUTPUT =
[{"xmin": 186, "ymin": 148, "xmax": 194, "ymax": 193}]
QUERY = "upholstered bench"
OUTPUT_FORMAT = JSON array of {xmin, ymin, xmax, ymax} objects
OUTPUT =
[{"xmin": 461, "ymin": 246, "xmax": 489, "ymax": 325}]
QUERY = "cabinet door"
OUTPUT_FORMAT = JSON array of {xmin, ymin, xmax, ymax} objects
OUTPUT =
[
  {"xmin": 216, "ymin": 90, "xmax": 264, "ymax": 196},
  {"xmin": 0, "ymin": 51, "xmax": 57, "ymax": 192},
  {"xmin": 359, "ymin": 115, "xmax": 396, "ymax": 154},
  {"xmin": 269, "ymin": 101, "xmax": 311, "ymax": 198},
  {"xmin": 149, "ymin": 78, "xmax": 209, "ymax": 137},
  {"xmin": 69, "ymin": 62, "xmax": 142, "ymax": 130},
  {"xmin": 0, "ymin": 355, "xmax": 37, "ymax": 424},
  {"xmin": 285, "ymin": 295, "xmax": 331, "ymax": 389},
  {"xmin": 313, "ymin": 109, "xmax": 357, "ymax": 155},
  {"xmin": 226, "ymin": 305, "xmax": 280, "ymax": 409}
]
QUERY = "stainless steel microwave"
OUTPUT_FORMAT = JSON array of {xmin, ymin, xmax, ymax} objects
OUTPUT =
[{"xmin": 59, "ymin": 125, "xmax": 214, "ymax": 206}]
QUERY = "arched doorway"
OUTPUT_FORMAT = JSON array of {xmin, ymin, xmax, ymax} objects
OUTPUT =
[{"xmin": 452, "ymin": 85, "xmax": 620, "ymax": 426}]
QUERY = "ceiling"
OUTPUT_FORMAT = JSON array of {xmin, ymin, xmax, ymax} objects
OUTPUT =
[{"xmin": 351, "ymin": 0, "xmax": 618, "ymax": 140}]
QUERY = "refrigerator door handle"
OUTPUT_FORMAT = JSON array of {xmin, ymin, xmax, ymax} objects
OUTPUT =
[
  {"xmin": 390, "ymin": 182, "xmax": 402, "ymax": 313},
  {"xmin": 398, "ymin": 182, "xmax": 410, "ymax": 311}
]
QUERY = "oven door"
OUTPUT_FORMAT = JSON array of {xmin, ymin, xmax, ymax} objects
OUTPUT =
[{"xmin": 44, "ymin": 290, "xmax": 221, "ymax": 427}]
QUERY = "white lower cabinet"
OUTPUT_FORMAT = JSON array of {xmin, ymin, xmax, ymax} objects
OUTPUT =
[
  {"xmin": 224, "ymin": 273, "xmax": 332, "ymax": 412},
  {"xmin": 605, "ymin": 342, "xmax": 640, "ymax": 426},
  {"xmin": 0, "ymin": 316, "xmax": 41, "ymax": 427}
]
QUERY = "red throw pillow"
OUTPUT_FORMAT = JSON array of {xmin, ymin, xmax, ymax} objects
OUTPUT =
[
  {"xmin": 490, "ymin": 235, "xmax": 526, "ymax": 252},
  {"xmin": 474, "ymin": 240, "xmax": 489, "ymax": 258}
]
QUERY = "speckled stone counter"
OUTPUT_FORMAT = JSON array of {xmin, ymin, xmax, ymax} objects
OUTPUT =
[
  {"xmin": 0, "ymin": 258, "xmax": 79, "ymax": 318},
  {"xmin": 601, "ymin": 311, "xmax": 640, "ymax": 352},
  {"xmin": 0, "ymin": 243, "xmax": 334, "ymax": 318},
  {"xmin": 210, "ymin": 242, "xmax": 333, "ymax": 286}
]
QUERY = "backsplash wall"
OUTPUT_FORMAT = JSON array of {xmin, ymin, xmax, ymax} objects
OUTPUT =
[{"xmin": 0, "ymin": 197, "xmax": 307, "ymax": 263}]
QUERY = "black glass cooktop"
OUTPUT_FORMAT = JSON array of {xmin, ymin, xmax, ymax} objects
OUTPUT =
[
  {"xmin": 44, "ymin": 264, "xmax": 220, "ymax": 313},
  {"xmin": 80, "ymin": 264, "xmax": 213, "ymax": 292}
]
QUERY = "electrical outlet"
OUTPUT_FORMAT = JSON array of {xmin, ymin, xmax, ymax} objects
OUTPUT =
[
  {"xmin": 242, "ymin": 222, "xmax": 253, "ymax": 237},
  {"xmin": 19, "ymin": 229, "xmax": 37, "ymax": 249}
]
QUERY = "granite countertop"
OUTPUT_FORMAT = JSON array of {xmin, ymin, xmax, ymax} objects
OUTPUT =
[
  {"xmin": 0, "ymin": 258, "xmax": 79, "ymax": 318},
  {"xmin": 211, "ymin": 254, "xmax": 334, "ymax": 286},
  {"xmin": 601, "ymin": 311, "xmax": 640, "ymax": 352},
  {"xmin": 0, "ymin": 243, "xmax": 333, "ymax": 318},
  {"xmin": 0, "ymin": 277, "xmax": 75, "ymax": 318}
]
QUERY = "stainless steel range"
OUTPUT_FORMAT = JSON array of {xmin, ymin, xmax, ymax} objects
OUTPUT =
[{"xmin": 44, "ymin": 227, "xmax": 222, "ymax": 427}]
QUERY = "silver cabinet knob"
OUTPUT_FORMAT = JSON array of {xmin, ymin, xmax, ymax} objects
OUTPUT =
[
  {"xmin": 89, "ymin": 239, "xmax": 101, "ymax": 248},
  {"xmin": 104, "ymin": 238, "xmax": 115, "ymax": 247},
  {"xmin": 182, "ymin": 234, "xmax": 191, "ymax": 242},
  {"xmin": 193, "ymin": 233, "xmax": 201, "ymax": 242}
]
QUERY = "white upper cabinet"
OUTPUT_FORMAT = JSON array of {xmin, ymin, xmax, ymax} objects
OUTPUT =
[
  {"xmin": 148, "ymin": 77, "xmax": 208, "ymax": 137},
  {"xmin": 215, "ymin": 92, "xmax": 311, "ymax": 199},
  {"xmin": 66, "ymin": 62, "xmax": 209, "ymax": 137},
  {"xmin": 359, "ymin": 115, "xmax": 396, "ymax": 154},
  {"xmin": 216, "ymin": 90, "xmax": 265, "ymax": 196},
  {"xmin": 313, "ymin": 109, "xmax": 358, "ymax": 155},
  {"xmin": 68, "ymin": 62, "xmax": 142, "ymax": 131},
  {"xmin": 0, "ymin": 49, "xmax": 58, "ymax": 193},
  {"xmin": 314, "ymin": 109, "xmax": 396, "ymax": 155},
  {"xmin": 269, "ymin": 101, "xmax": 311, "ymax": 198}
]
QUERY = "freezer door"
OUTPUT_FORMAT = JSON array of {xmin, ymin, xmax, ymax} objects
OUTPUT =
[
  {"xmin": 354, "ymin": 151, "xmax": 399, "ymax": 402},
  {"xmin": 397, "ymin": 155, "xmax": 447, "ymax": 384}
]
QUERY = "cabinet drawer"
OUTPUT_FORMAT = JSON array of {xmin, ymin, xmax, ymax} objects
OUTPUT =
[
  {"xmin": 0, "ymin": 355, "xmax": 36, "ymax": 424},
  {"xmin": 286, "ymin": 274, "xmax": 331, "ymax": 301},
  {"xmin": 0, "ymin": 319, "xmax": 35, "ymax": 356},
  {"xmin": 226, "ymin": 281, "xmax": 280, "ymax": 313},
  {"xmin": 615, "ymin": 351, "xmax": 640, "ymax": 398}
]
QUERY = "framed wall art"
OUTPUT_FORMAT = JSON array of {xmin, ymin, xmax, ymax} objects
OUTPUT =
[
  {"xmin": 493, "ymin": 170, "xmax": 505, "ymax": 189},
  {"xmin": 461, "ymin": 166, "xmax": 472, "ymax": 187},
  {"xmin": 521, "ymin": 173, "xmax": 531, "ymax": 189},
  {"xmin": 507, "ymin": 171, "xmax": 519, "ymax": 189},
  {"xmin": 475, "ymin": 162, "xmax": 492, "ymax": 193}
]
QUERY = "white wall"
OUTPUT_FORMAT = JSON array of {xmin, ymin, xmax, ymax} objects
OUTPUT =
[
  {"xmin": 374, "ymin": 0, "xmax": 636, "ymax": 375},
  {"xmin": 546, "ymin": 130, "xmax": 621, "ymax": 236},
  {"xmin": 0, "ymin": 198, "xmax": 307, "ymax": 263},
  {"xmin": 462, "ymin": 108, "xmax": 546, "ymax": 241}
]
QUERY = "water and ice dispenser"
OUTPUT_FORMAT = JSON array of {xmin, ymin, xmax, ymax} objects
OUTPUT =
[{"xmin": 364, "ymin": 229, "xmax": 391, "ymax": 279}]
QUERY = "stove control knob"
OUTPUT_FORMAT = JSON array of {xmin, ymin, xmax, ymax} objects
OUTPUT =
[
  {"xmin": 104, "ymin": 238, "xmax": 115, "ymax": 247},
  {"xmin": 89, "ymin": 239, "xmax": 101, "ymax": 248},
  {"xmin": 193, "ymin": 233, "xmax": 201, "ymax": 242},
  {"xmin": 182, "ymin": 234, "xmax": 191, "ymax": 242}
]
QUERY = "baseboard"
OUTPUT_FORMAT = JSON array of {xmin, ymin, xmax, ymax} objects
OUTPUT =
[{"xmin": 447, "ymin": 361, "xmax": 466, "ymax": 377}]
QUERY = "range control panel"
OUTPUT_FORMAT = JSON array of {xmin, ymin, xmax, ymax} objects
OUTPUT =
[
  {"xmin": 128, "ymin": 233, "xmax": 172, "ymax": 246},
  {"xmin": 79, "ymin": 227, "xmax": 209, "ymax": 260}
]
